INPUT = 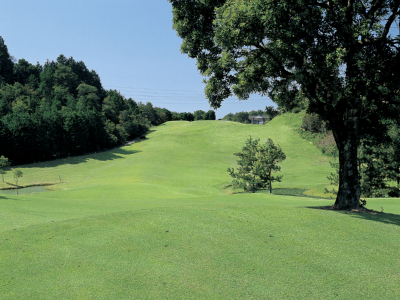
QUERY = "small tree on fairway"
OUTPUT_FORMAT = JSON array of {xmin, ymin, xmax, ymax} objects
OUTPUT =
[
  {"xmin": 13, "ymin": 169, "xmax": 23, "ymax": 195},
  {"xmin": 228, "ymin": 137, "xmax": 286, "ymax": 193},
  {"xmin": 0, "ymin": 155, "xmax": 10, "ymax": 182}
]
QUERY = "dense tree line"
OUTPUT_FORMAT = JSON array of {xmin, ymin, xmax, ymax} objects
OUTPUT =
[
  {"xmin": 222, "ymin": 106, "xmax": 279, "ymax": 124},
  {"xmin": 170, "ymin": 110, "xmax": 216, "ymax": 121},
  {"xmin": 0, "ymin": 36, "xmax": 212, "ymax": 165}
]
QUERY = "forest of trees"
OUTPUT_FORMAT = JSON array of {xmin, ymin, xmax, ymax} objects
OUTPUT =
[
  {"xmin": 222, "ymin": 106, "xmax": 279, "ymax": 124},
  {"xmin": 172, "ymin": 110, "xmax": 216, "ymax": 122},
  {"xmin": 0, "ymin": 37, "xmax": 215, "ymax": 165}
]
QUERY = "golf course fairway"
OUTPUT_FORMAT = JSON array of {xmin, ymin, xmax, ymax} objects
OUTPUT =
[{"xmin": 1, "ymin": 113, "xmax": 399, "ymax": 299}]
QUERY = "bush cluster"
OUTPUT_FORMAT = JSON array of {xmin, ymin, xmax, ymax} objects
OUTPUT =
[{"xmin": 300, "ymin": 113, "xmax": 327, "ymax": 133}]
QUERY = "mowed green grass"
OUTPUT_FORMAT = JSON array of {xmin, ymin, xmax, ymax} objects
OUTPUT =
[{"xmin": 1, "ymin": 114, "xmax": 400, "ymax": 299}]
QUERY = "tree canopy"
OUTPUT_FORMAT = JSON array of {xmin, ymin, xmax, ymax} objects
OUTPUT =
[{"xmin": 169, "ymin": 0, "xmax": 400, "ymax": 209}]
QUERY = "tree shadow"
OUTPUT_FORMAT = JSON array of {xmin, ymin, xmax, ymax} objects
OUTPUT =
[
  {"xmin": 224, "ymin": 187, "xmax": 332, "ymax": 198},
  {"xmin": 4, "ymin": 128, "xmax": 160, "ymax": 170},
  {"xmin": 17, "ymin": 148, "xmax": 142, "ymax": 170},
  {"xmin": 307, "ymin": 206, "xmax": 400, "ymax": 227},
  {"xmin": 139, "ymin": 129, "xmax": 157, "ymax": 140},
  {"xmin": 2, "ymin": 182, "xmax": 19, "ymax": 188},
  {"xmin": 261, "ymin": 188, "xmax": 331, "ymax": 199},
  {"xmin": 145, "ymin": 129, "xmax": 157, "ymax": 135},
  {"xmin": 0, "ymin": 195, "xmax": 31, "ymax": 201},
  {"xmin": 346, "ymin": 210, "xmax": 400, "ymax": 227},
  {"xmin": 271, "ymin": 188, "xmax": 308, "ymax": 197}
]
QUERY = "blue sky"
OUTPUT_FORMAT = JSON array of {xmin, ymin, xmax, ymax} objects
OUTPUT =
[{"xmin": 0, "ymin": 0, "xmax": 275, "ymax": 119}]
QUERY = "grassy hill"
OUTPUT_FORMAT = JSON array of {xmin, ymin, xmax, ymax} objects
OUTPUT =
[{"xmin": 1, "ymin": 114, "xmax": 399, "ymax": 299}]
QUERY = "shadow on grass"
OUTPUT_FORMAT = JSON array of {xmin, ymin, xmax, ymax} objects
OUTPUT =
[
  {"xmin": 18, "ymin": 148, "xmax": 142, "ymax": 170},
  {"xmin": 136, "ymin": 129, "xmax": 157, "ymax": 140},
  {"xmin": 345, "ymin": 210, "xmax": 400, "ymax": 227},
  {"xmin": 0, "ymin": 194, "xmax": 30, "ymax": 201},
  {"xmin": 271, "ymin": 188, "xmax": 308, "ymax": 197},
  {"xmin": 5, "ymin": 126, "xmax": 160, "ymax": 167},
  {"xmin": 308, "ymin": 206, "xmax": 400, "ymax": 227},
  {"xmin": 4, "ymin": 127, "xmax": 161, "ymax": 169},
  {"xmin": 262, "ymin": 188, "xmax": 331, "ymax": 199},
  {"xmin": 3, "ymin": 182, "xmax": 18, "ymax": 188},
  {"xmin": 225, "ymin": 187, "xmax": 331, "ymax": 199}
]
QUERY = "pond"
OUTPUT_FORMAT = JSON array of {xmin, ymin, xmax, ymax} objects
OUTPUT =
[{"xmin": 0, "ymin": 186, "xmax": 49, "ymax": 195}]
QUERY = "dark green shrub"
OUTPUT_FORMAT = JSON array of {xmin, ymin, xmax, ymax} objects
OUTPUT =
[
  {"xmin": 292, "ymin": 107, "xmax": 302, "ymax": 113},
  {"xmin": 388, "ymin": 188, "xmax": 400, "ymax": 197},
  {"xmin": 301, "ymin": 113, "xmax": 327, "ymax": 133}
]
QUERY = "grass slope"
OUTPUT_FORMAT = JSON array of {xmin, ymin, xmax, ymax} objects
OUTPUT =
[{"xmin": 1, "ymin": 114, "xmax": 399, "ymax": 299}]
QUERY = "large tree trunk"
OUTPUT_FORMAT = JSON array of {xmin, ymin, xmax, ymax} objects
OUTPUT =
[{"xmin": 331, "ymin": 118, "xmax": 360, "ymax": 209}]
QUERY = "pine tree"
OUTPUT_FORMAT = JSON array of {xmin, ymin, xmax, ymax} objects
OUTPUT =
[{"xmin": 228, "ymin": 137, "xmax": 286, "ymax": 193}]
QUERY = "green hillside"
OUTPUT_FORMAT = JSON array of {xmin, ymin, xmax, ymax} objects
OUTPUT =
[{"xmin": 1, "ymin": 114, "xmax": 399, "ymax": 299}]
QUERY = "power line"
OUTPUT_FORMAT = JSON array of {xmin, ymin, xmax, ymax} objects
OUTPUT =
[
  {"xmin": 104, "ymin": 86, "xmax": 270, "ymax": 100},
  {"xmin": 103, "ymin": 85, "xmax": 273, "ymax": 109},
  {"xmin": 121, "ymin": 96, "xmax": 269, "ymax": 101},
  {"xmin": 103, "ymin": 86, "xmax": 206, "ymax": 94},
  {"xmin": 113, "ymin": 92, "xmax": 270, "ymax": 100}
]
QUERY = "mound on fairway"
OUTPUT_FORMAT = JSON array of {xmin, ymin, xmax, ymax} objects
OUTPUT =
[{"xmin": 1, "ymin": 114, "xmax": 399, "ymax": 299}]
